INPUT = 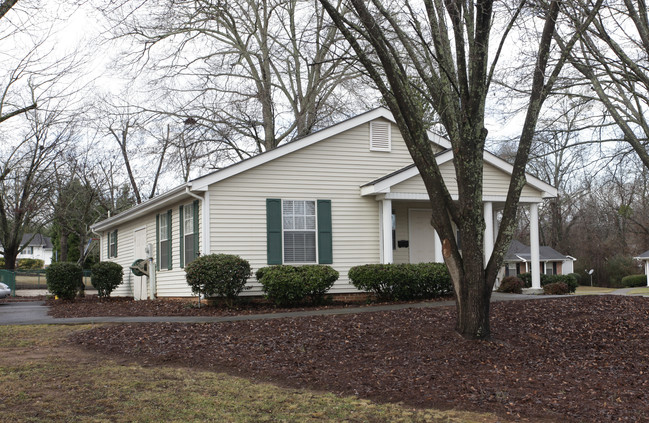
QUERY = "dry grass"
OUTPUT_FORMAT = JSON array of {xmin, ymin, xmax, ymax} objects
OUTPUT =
[{"xmin": 0, "ymin": 325, "xmax": 503, "ymax": 423}]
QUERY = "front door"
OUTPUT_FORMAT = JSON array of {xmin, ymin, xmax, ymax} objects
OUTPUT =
[
  {"xmin": 133, "ymin": 228, "xmax": 147, "ymax": 300},
  {"xmin": 408, "ymin": 209, "xmax": 436, "ymax": 263}
]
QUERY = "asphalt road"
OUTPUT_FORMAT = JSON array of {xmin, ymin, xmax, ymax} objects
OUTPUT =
[{"xmin": 0, "ymin": 301, "xmax": 51, "ymax": 325}]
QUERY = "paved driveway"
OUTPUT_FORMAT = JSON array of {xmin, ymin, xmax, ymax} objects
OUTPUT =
[{"xmin": 0, "ymin": 301, "xmax": 51, "ymax": 325}]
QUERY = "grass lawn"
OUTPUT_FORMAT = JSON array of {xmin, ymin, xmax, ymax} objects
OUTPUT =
[
  {"xmin": 574, "ymin": 286, "xmax": 616, "ymax": 295},
  {"xmin": 0, "ymin": 325, "xmax": 502, "ymax": 423},
  {"xmin": 629, "ymin": 287, "xmax": 649, "ymax": 295}
]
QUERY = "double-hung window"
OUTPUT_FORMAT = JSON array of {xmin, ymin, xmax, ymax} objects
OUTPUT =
[
  {"xmin": 107, "ymin": 230, "xmax": 118, "ymax": 258},
  {"xmin": 283, "ymin": 200, "xmax": 317, "ymax": 263},
  {"xmin": 180, "ymin": 200, "xmax": 199, "ymax": 267},
  {"xmin": 158, "ymin": 211, "xmax": 171, "ymax": 270}
]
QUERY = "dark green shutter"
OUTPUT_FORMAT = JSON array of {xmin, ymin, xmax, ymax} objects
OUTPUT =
[
  {"xmin": 266, "ymin": 199, "xmax": 282, "ymax": 264},
  {"xmin": 193, "ymin": 200, "xmax": 199, "ymax": 258},
  {"xmin": 114, "ymin": 230, "xmax": 118, "ymax": 257},
  {"xmin": 156, "ymin": 214, "xmax": 160, "ymax": 271},
  {"xmin": 167, "ymin": 209, "xmax": 173, "ymax": 270},
  {"xmin": 317, "ymin": 200, "xmax": 332, "ymax": 264},
  {"xmin": 179, "ymin": 205, "xmax": 184, "ymax": 268},
  {"xmin": 106, "ymin": 231, "xmax": 110, "ymax": 258}
]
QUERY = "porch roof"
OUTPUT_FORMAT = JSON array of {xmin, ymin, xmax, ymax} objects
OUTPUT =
[
  {"xmin": 635, "ymin": 250, "xmax": 649, "ymax": 260},
  {"xmin": 359, "ymin": 150, "xmax": 558, "ymax": 200}
]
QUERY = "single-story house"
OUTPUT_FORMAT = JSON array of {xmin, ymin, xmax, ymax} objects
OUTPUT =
[
  {"xmin": 14, "ymin": 234, "xmax": 53, "ymax": 266},
  {"xmin": 91, "ymin": 108, "xmax": 557, "ymax": 299},
  {"xmin": 634, "ymin": 250, "xmax": 649, "ymax": 287},
  {"xmin": 502, "ymin": 240, "xmax": 576, "ymax": 278}
]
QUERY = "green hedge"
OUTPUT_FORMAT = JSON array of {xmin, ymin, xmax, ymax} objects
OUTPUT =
[
  {"xmin": 46, "ymin": 262, "xmax": 82, "ymax": 300},
  {"xmin": 255, "ymin": 265, "xmax": 339, "ymax": 307},
  {"xmin": 621, "ymin": 274, "xmax": 647, "ymax": 288},
  {"xmin": 185, "ymin": 254, "xmax": 252, "ymax": 304},
  {"xmin": 519, "ymin": 272, "xmax": 578, "ymax": 293},
  {"xmin": 543, "ymin": 282, "xmax": 570, "ymax": 295},
  {"xmin": 91, "ymin": 262, "xmax": 123, "ymax": 298},
  {"xmin": 17, "ymin": 258, "xmax": 45, "ymax": 269},
  {"xmin": 348, "ymin": 263, "xmax": 452, "ymax": 301}
]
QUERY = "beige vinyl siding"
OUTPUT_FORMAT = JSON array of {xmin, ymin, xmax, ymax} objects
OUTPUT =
[
  {"xmin": 209, "ymin": 119, "xmax": 415, "ymax": 294},
  {"xmin": 392, "ymin": 161, "xmax": 543, "ymax": 198},
  {"xmin": 101, "ymin": 199, "xmax": 202, "ymax": 298}
]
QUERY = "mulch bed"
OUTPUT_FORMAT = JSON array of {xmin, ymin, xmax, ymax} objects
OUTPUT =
[
  {"xmin": 46, "ymin": 295, "xmax": 452, "ymax": 318},
  {"xmin": 71, "ymin": 295, "xmax": 649, "ymax": 422}
]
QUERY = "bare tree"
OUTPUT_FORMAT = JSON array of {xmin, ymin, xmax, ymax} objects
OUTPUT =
[
  {"xmin": 102, "ymin": 0, "xmax": 371, "ymax": 154},
  {"xmin": 0, "ymin": 108, "xmax": 71, "ymax": 269},
  {"xmin": 319, "ymin": 0, "xmax": 601, "ymax": 339},
  {"xmin": 562, "ymin": 0, "xmax": 649, "ymax": 170}
]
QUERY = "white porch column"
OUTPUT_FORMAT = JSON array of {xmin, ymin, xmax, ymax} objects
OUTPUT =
[
  {"xmin": 484, "ymin": 201, "xmax": 494, "ymax": 267},
  {"xmin": 530, "ymin": 203, "xmax": 541, "ymax": 289},
  {"xmin": 381, "ymin": 199, "xmax": 393, "ymax": 264},
  {"xmin": 434, "ymin": 231, "xmax": 443, "ymax": 263},
  {"xmin": 645, "ymin": 260, "xmax": 649, "ymax": 287}
]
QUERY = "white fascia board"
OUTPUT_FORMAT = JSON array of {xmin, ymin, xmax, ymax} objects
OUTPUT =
[
  {"xmin": 484, "ymin": 151, "xmax": 558, "ymax": 198},
  {"xmin": 91, "ymin": 184, "xmax": 193, "ymax": 232},
  {"xmin": 360, "ymin": 150, "xmax": 454, "ymax": 196},
  {"xmin": 191, "ymin": 108, "xmax": 397, "ymax": 191}
]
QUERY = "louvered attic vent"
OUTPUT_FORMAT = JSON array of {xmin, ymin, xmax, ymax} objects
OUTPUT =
[{"xmin": 370, "ymin": 121, "xmax": 391, "ymax": 152}]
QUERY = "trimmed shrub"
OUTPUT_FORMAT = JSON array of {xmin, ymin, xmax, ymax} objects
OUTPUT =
[
  {"xmin": 544, "ymin": 274, "xmax": 578, "ymax": 293},
  {"xmin": 543, "ymin": 281, "xmax": 570, "ymax": 295},
  {"xmin": 256, "ymin": 265, "xmax": 339, "ymax": 307},
  {"xmin": 348, "ymin": 263, "xmax": 452, "ymax": 301},
  {"xmin": 91, "ymin": 262, "xmax": 123, "ymax": 298},
  {"xmin": 185, "ymin": 254, "xmax": 252, "ymax": 304},
  {"xmin": 518, "ymin": 272, "xmax": 578, "ymax": 293},
  {"xmin": 497, "ymin": 276, "xmax": 524, "ymax": 294},
  {"xmin": 621, "ymin": 274, "xmax": 647, "ymax": 288},
  {"xmin": 46, "ymin": 262, "xmax": 82, "ymax": 300},
  {"xmin": 17, "ymin": 258, "xmax": 44, "ymax": 269}
]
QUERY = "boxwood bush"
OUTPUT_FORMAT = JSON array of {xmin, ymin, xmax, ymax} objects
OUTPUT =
[
  {"xmin": 621, "ymin": 274, "xmax": 647, "ymax": 288},
  {"xmin": 185, "ymin": 254, "xmax": 252, "ymax": 304},
  {"xmin": 497, "ymin": 276, "xmax": 524, "ymax": 294},
  {"xmin": 91, "ymin": 262, "xmax": 123, "ymax": 298},
  {"xmin": 348, "ymin": 263, "xmax": 452, "ymax": 301},
  {"xmin": 255, "ymin": 265, "xmax": 339, "ymax": 307},
  {"xmin": 518, "ymin": 272, "xmax": 578, "ymax": 293},
  {"xmin": 543, "ymin": 281, "xmax": 570, "ymax": 295},
  {"xmin": 46, "ymin": 262, "xmax": 82, "ymax": 300}
]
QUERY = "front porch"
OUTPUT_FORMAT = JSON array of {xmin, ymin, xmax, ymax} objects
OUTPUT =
[{"xmin": 360, "ymin": 155, "xmax": 557, "ymax": 291}]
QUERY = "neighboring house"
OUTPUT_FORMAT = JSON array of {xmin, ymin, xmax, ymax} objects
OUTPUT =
[
  {"xmin": 634, "ymin": 250, "xmax": 649, "ymax": 287},
  {"xmin": 501, "ymin": 240, "xmax": 576, "ymax": 281},
  {"xmin": 91, "ymin": 108, "xmax": 557, "ymax": 298},
  {"xmin": 17, "ymin": 234, "xmax": 53, "ymax": 266}
]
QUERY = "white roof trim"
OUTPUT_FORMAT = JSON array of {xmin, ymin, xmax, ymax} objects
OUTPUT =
[
  {"xmin": 91, "ymin": 184, "xmax": 196, "ymax": 232},
  {"xmin": 191, "ymin": 108, "xmax": 451, "ymax": 191},
  {"xmin": 360, "ymin": 150, "xmax": 557, "ymax": 199}
]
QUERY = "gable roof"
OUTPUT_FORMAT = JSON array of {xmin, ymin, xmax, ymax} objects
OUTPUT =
[
  {"xmin": 504, "ymin": 240, "xmax": 574, "ymax": 262},
  {"xmin": 23, "ymin": 233, "xmax": 53, "ymax": 249},
  {"xmin": 92, "ymin": 108, "xmax": 449, "ymax": 232},
  {"xmin": 360, "ymin": 150, "xmax": 557, "ymax": 199},
  {"xmin": 635, "ymin": 250, "xmax": 649, "ymax": 260}
]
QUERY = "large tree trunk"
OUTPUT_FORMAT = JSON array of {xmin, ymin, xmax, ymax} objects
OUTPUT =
[
  {"xmin": 455, "ymin": 273, "xmax": 492, "ymax": 339},
  {"xmin": 59, "ymin": 230, "xmax": 69, "ymax": 262},
  {"xmin": 3, "ymin": 247, "xmax": 18, "ymax": 270}
]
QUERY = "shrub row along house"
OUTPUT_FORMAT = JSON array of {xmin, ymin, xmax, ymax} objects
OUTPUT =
[{"xmin": 91, "ymin": 108, "xmax": 557, "ymax": 299}]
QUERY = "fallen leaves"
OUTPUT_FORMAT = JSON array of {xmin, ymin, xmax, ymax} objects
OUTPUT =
[{"xmin": 71, "ymin": 296, "xmax": 649, "ymax": 422}]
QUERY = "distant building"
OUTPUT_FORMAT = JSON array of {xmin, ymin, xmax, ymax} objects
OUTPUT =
[
  {"xmin": 16, "ymin": 234, "xmax": 53, "ymax": 266},
  {"xmin": 502, "ymin": 240, "xmax": 576, "ymax": 277}
]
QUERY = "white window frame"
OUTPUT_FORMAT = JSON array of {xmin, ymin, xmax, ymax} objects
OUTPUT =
[
  {"xmin": 159, "ymin": 212, "xmax": 169, "ymax": 270},
  {"xmin": 23, "ymin": 246, "xmax": 34, "ymax": 255},
  {"xmin": 282, "ymin": 199, "xmax": 318, "ymax": 264},
  {"xmin": 109, "ymin": 231, "xmax": 117, "ymax": 258},
  {"xmin": 183, "ymin": 202, "xmax": 196, "ymax": 265}
]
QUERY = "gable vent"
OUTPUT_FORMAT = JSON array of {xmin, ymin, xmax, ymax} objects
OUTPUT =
[{"xmin": 370, "ymin": 121, "xmax": 391, "ymax": 152}]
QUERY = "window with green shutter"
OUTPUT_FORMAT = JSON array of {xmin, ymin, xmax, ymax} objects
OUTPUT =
[
  {"xmin": 266, "ymin": 199, "xmax": 332, "ymax": 265},
  {"xmin": 158, "ymin": 210, "xmax": 173, "ymax": 270},
  {"xmin": 180, "ymin": 200, "xmax": 200, "ymax": 268}
]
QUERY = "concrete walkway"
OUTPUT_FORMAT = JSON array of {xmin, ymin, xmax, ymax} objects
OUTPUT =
[{"xmin": 1, "ymin": 292, "xmax": 559, "ymax": 326}]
